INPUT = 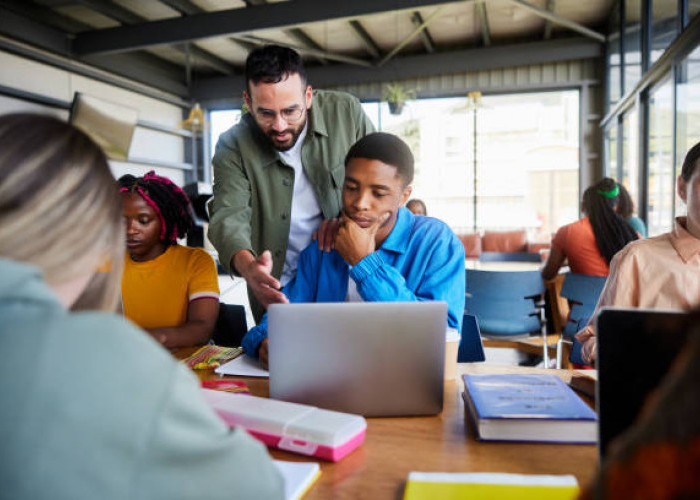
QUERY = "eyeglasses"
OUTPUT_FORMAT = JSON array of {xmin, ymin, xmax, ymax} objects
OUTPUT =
[{"xmin": 255, "ymin": 106, "xmax": 305, "ymax": 124}]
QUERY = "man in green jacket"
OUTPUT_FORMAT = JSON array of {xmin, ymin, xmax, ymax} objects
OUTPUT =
[{"xmin": 208, "ymin": 45, "xmax": 375, "ymax": 322}]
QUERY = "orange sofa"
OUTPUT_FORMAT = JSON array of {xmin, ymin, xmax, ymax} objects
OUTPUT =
[{"xmin": 457, "ymin": 230, "xmax": 550, "ymax": 261}]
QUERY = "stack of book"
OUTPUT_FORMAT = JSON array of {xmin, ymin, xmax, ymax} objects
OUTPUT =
[{"xmin": 462, "ymin": 374, "xmax": 597, "ymax": 443}]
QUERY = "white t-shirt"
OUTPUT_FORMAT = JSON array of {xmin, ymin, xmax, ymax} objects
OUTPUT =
[
  {"xmin": 345, "ymin": 273, "xmax": 364, "ymax": 302},
  {"xmin": 278, "ymin": 122, "xmax": 323, "ymax": 286}
]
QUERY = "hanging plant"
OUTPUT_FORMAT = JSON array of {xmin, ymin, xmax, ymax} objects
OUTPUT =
[{"xmin": 382, "ymin": 82, "xmax": 416, "ymax": 115}]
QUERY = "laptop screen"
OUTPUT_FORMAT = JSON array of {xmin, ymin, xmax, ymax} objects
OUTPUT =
[{"xmin": 596, "ymin": 308, "xmax": 689, "ymax": 459}]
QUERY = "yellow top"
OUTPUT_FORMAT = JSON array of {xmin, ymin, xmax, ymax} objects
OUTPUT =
[{"xmin": 122, "ymin": 245, "xmax": 219, "ymax": 329}]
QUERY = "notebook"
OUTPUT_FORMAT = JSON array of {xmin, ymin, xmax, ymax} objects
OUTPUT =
[
  {"xmin": 596, "ymin": 307, "xmax": 689, "ymax": 458},
  {"xmin": 273, "ymin": 461, "xmax": 320, "ymax": 500},
  {"xmin": 462, "ymin": 374, "xmax": 597, "ymax": 443},
  {"xmin": 403, "ymin": 472, "xmax": 579, "ymax": 500},
  {"xmin": 268, "ymin": 301, "xmax": 447, "ymax": 417}
]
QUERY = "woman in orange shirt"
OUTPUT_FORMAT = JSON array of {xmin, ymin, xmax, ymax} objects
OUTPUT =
[{"xmin": 541, "ymin": 177, "xmax": 639, "ymax": 280}]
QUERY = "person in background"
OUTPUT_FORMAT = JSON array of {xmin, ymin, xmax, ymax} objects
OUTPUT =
[
  {"xmin": 119, "ymin": 172, "xmax": 220, "ymax": 349},
  {"xmin": 617, "ymin": 182, "xmax": 648, "ymax": 237},
  {"xmin": 242, "ymin": 133, "xmax": 465, "ymax": 368},
  {"xmin": 576, "ymin": 142, "xmax": 700, "ymax": 364},
  {"xmin": 406, "ymin": 198, "xmax": 427, "ymax": 216},
  {"xmin": 0, "ymin": 113, "xmax": 283, "ymax": 499},
  {"xmin": 541, "ymin": 177, "xmax": 639, "ymax": 280},
  {"xmin": 208, "ymin": 45, "xmax": 375, "ymax": 323}
]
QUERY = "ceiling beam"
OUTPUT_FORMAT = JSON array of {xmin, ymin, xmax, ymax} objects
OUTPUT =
[
  {"xmin": 476, "ymin": 2, "xmax": 491, "ymax": 46},
  {"xmin": 243, "ymin": 0, "xmax": 328, "ymax": 65},
  {"xmin": 543, "ymin": 0, "xmax": 555, "ymax": 39},
  {"xmin": 194, "ymin": 37, "xmax": 602, "ymax": 103},
  {"xmin": 76, "ymin": 0, "xmax": 236, "ymax": 74},
  {"xmin": 349, "ymin": 20, "xmax": 381, "ymax": 59},
  {"xmin": 235, "ymin": 34, "xmax": 373, "ymax": 67},
  {"xmin": 378, "ymin": 4, "xmax": 451, "ymax": 66},
  {"xmin": 0, "ymin": 4, "xmax": 72, "ymax": 56},
  {"xmin": 0, "ymin": 0, "xmax": 90, "ymax": 33},
  {"xmin": 72, "ymin": 0, "xmax": 469, "ymax": 55},
  {"xmin": 505, "ymin": 0, "xmax": 605, "ymax": 43},
  {"xmin": 156, "ymin": 0, "xmax": 255, "ymax": 53},
  {"xmin": 411, "ymin": 12, "xmax": 436, "ymax": 53}
]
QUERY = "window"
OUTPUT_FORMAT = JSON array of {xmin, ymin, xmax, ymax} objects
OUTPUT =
[
  {"xmin": 624, "ymin": 0, "xmax": 643, "ymax": 94},
  {"xmin": 607, "ymin": 5, "xmax": 622, "ymax": 108},
  {"xmin": 621, "ymin": 108, "xmax": 640, "ymax": 209},
  {"xmin": 648, "ymin": 76, "xmax": 675, "ymax": 235},
  {"xmin": 675, "ymin": 45, "xmax": 700, "ymax": 217},
  {"xmin": 651, "ymin": 0, "xmax": 678, "ymax": 65},
  {"xmin": 209, "ymin": 109, "xmax": 241, "ymax": 159},
  {"xmin": 373, "ymin": 91, "xmax": 579, "ymax": 240},
  {"xmin": 605, "ymin": 123, "xmax": 619, "ymax": 179}
]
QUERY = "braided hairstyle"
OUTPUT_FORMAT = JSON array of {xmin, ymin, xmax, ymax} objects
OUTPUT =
[
  {"xmin": 118, "ymin": 171, "xmax": 194, "ymax": 245},
  {"xmin": 583, "ymin": 177, "xmax": 639, "ymax": 264}
]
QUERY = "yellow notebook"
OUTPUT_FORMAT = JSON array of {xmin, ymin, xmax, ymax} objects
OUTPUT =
[{"xmin": 404, "ymin": 472, "xmax": 579, "ymax": 500}]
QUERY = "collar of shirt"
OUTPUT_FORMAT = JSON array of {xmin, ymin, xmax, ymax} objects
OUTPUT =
[
  {"xmin": 377, "ymin": 207, "xmax": 414, "ymax": 255},
  {"xmin": 671, "ymin": 216, "xmax": 700, "ymax": 263}
]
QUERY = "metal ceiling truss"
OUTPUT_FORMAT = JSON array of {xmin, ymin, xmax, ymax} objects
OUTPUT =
[
  {"xmin": 194, "ymin": 37, "xmax": 602, "ymax": 104},
  {"xmin": 75, "ymin": 0, "xmax": 235, "ymax": 75},
  {"xmin": 0, "ymin": 0, "xmax": 608, "ymax": 103}
]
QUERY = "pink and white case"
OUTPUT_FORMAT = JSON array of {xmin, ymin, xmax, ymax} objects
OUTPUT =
[{"xmin": 201, "ymin": 389, "xmax": 367, "ymax": 462}]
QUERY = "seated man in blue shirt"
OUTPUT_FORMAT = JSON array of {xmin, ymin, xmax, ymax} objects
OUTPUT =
[{"xmin": 243, "ymin": 132, "xmax": 466, "ymax": 367}]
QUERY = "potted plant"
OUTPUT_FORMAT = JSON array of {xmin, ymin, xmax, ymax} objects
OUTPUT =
[{"xmin": 382, "ymin": 82, "xmax": 415, "ymax": 115}]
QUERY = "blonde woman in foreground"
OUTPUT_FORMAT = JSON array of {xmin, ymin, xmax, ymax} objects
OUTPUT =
[{"xmin": 0, "ymin": 114, "xmax": 282, "ymax": 500}]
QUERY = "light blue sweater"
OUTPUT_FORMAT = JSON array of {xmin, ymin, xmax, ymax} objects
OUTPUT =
[{"xmin": 0, "ymin": 258, "xmax": 283, "ymax": 500}]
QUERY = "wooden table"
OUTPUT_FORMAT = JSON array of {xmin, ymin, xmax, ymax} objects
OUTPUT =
[{"xmin": 176, "ymin": 349, "xmax": 598, "ymax": 499}]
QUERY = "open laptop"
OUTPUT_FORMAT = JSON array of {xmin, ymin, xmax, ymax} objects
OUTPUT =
[
  {"xmin": 596, "ymin": 307, "xmax": 690, "ymax": 458},
  {"xmin": 267, "ymin": 301, "xmax": 447, "ymax": 417}
]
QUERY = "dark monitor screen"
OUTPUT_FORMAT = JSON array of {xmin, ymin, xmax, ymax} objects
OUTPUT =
[
  {"xmin": 596, "ymin": 308, "xmax": 690, "ymax": 459},
  {"xmin": 69, "ymin": 92, "xmax": 138, "ymax": 161}
]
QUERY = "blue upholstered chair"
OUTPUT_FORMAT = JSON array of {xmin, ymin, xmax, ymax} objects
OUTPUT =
[
  {"xmin": 555, "ymin": 273, "xmax": 607, "ymax": 368},
  {"xmin": 465, "ymin": 269, "xmax": 548, "ymax": 364}
]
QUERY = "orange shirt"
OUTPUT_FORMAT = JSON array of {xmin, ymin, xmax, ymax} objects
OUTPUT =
[
  {"xmin": 122, "ymin": 245, "xmax": 219, "ymax": 329},
  {"xmin": 576, "ymin": 217, "xmax": 700, "ymax": 363},
  {"xmin": 552, "ymin": 217, "xmax": 610, "ymax": 277}
]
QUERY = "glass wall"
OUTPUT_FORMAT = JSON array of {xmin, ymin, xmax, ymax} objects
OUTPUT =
[
  {"xmin": 647, "ymin": 76, "xmax": 675, "ymax": 235},
  {"xmin": 624, "ymin": 0, "xmax": 643, "ymax": 94},
  {"xmin": 360, "ymin": 92, "xmax": 580, "ymax": 240},
  {"xmin": 651, "ymin": 0, "xmax": 678, "ymax": 65},
  {"xmin": 675, "ymin": 45, "xmax": 700, "ymax": 217},
  {"xmin": 607, "ymin": 5, "xmax": 622, "ymax": 108},
  {"xmin": 604, "ymin": 0, "xmax": 700, "ymax": 234},
  {"xmin": 621, "ymin": 108, "xmax": 639, "ymax": 208}
]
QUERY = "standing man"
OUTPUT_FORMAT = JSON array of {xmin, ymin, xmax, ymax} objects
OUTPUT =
[{"xmin": 208, "ymin": 45, "xmax": 375, "ymax": 322}]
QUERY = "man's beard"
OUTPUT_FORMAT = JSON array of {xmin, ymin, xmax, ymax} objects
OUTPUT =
[{"xmin": 266, "ymin": 117, "xmax": 306, "ymax": 152}]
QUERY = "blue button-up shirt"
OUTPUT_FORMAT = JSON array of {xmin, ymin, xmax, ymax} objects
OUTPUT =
[{"xmin": 242, "ymin": 207, "xmax": 466, "ymax": 356}]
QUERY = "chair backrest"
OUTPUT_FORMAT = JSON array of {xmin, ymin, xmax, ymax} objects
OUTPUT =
[
  {"xmin": 465, "ymin": 269, "xmax": 545, "ymax": 336},
  {"xmin": 560, "ymin": 273, "xmax": 607, "ymax": 339},
  {"xmin": 211, "ymin": 303, "xmax": 248, "ymax": 347},
  {"xmin": 458, "ymin": 314, "xmax": 486, "ymax": 362},
  {"xmin": 479, "ymin": 251, "xmax": 541, "ymax": 263}
]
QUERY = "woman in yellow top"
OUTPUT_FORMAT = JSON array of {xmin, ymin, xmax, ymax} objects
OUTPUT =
[{"xmin": 119, "ymin": 171, "xmax": 219, "ymax": 348}]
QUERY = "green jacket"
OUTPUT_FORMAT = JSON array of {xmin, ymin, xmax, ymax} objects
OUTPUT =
[
  {"xmin": 0, "ymin": 257, "xmax": 283, "ymax": 500},
  {"xmin": 208, "ymin": 89, "xmax": 375, "ymax": 321}
]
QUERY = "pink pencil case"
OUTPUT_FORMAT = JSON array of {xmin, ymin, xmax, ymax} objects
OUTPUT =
[{"xmin": 201, "ymin": 389, "xmax": 367, "ymax": 462}]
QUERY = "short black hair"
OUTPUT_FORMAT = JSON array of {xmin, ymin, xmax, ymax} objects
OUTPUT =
[
  {"xmin": 245, "ymin": 45, "xmax": 307, "ymax": 92},
  {"xmin": 681, "ymin": 141, "xmax": 700, "ymax": 182},
  {"xmin": 344, "ymin": 132, "xmax": 414, "ymax": 185},
  {"xmin": 407, "ymin": 199, "xmax": 427, "ymax": 215}
]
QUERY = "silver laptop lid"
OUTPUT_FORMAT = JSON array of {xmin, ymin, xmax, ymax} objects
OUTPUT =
[{"xmin": 268, "ymin": 301, "xmax": 447, "ymax": 417}]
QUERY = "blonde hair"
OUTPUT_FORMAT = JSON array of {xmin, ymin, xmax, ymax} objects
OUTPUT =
[{"xmin": 0, "ymin": 113, "xmax": 124, "ymax": 311}]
